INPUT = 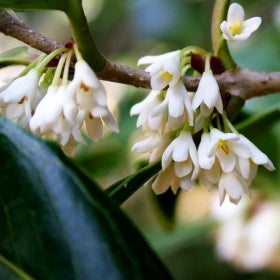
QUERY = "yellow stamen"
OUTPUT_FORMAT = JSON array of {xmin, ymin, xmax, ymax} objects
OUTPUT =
[
  {"xmin": 217, "ymin": 140, "xmax": 230, "ymax": 154},
  {"xmin": 161, "ymin": 70, "xmax": 173, "ymax": 82},
  {"xmin": 229, "ymin": 22, "xmax": 242, "ymax": 35}
]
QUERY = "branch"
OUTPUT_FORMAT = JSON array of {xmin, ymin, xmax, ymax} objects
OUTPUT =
[
  {"xmin": 216, "ymin": 68, "xmax": 280, "ymax": 100},
  {"xmin": 0, "ymin": 10, "xmax": 62, "ymax": 53},
  {"xmin": 0, "ymin": 10, "xmax": 280, "ymax": 101}
]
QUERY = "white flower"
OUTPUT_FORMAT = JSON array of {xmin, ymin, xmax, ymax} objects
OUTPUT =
[
  {"xmin": 201, "ymin": 129, "xmax": 275, "ymax": 173},
  {"xmin": 199, "ymin": 129, "xmax": 249, "ymax": 173},
  {"xmin": 198, "ymin": 160, "xmax": 221, "ymax": 190},
  {"xmin": 138, "ymin": 50, "xmax": 181, "ymax": 90},
  {"xmin": 198, "ymin": 129, "xmax": 275, "ymax": 204},
  {"xmin": 150, "ymin": 131, "xmax": 198, "ymax": 195},
  {"xmin": 192, "ymin": 70, "xmax": 223, "ymax": 117},
  {"xmin": 131, "ymin": 132, "xmax": 171, "ymax": 163},
  {"xmin": 218, "ymin": 170, "xmax": 251, "ymax": 204},
  {"xmin": 162, "ymin": 131, "xmax": 199, "ymax": 179},
  {"xmin": 131, "ymin": 90, "xmax": 165, "ymax": 131},
  {"xmin": 68, "ymin": 59, "xmax": 119, "ymax": 141},
  {"xmin": 165, "ymin": 81, "xmax": 193, "ymax": 124},
  {"xmin": 131, "ymin": 80, "xmax": 193, "ymax": 132},
  {"xmin": 212, "ymin": 199, "xmax": 280, "ymax": 271},
  {"xmin": 220, "ymin": 3, "xmax": 262, "ymax": 42},
  {"xmin": 152, "ymin": 162, "xmax": 196, "ymax": 194},
  {"xmin": 0, "ymin": 69, "xmax": 42, "ymax": 127},
  {"xmin": 152, "ymin": 163, "xmax": 180, "ymax": 194},
  {"xmin": 30, "ymin": 85, "xmax": 84, "ymax": 148}
]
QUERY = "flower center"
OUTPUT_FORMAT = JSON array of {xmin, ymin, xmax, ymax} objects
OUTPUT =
[
  {"xmin": 161, "ymin": 70, "xmax": 173, "ymax": 82},
  {"xmin": 80, "ymin": 82, "xmax": 90, "ymax": 91},
  {"xmin": 217, "ymin": 140, "xmax": 230, "ymax": 154},
  {"xmin": 229, "ymin": 22, "xmax": 242, "ymax": 35},
  {"xmin": 249, "ymin": 158, "xmax": 255, "ymax": 166}
]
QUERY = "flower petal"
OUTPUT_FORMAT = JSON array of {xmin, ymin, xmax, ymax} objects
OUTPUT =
[
  {"xmin": 242, "ymin": 17, "xmax": 262, "ymax": 35},
  {"xmin": 227, "ymin": 3, "xmax": 245, "ymax": 24}
]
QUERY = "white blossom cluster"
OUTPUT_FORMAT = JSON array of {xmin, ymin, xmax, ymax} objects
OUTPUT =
[
  {"xmin": 212, "ymin": 197, "xmax": 280, "ymax": 270},
  {"xmin": 0, "ymin": 45, "xmax": 118, "ymax": 154},
  {"xmin": 131, "ymin": 13, "xmax": 274, "ymax": 204},
  {"xmin": 131, "ymin": 2, "xmax": 271, "ymax": 205}
]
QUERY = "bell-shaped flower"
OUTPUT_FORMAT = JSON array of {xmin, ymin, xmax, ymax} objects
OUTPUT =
[
  {"xmin": 165, "ymin": 80, "xmax": 194, "ymax": 125},
  {"xmin": 218, "ymin": 170, "xmax": 251, "ymax": 205},
  {"xmin": 131, "ymin": 132, "xmax": 171, "ymax": 163},
  {"xmin": 198, "ymin": 158, "xmax": 221, "ymax": 190},
  {"xmin": 220, "ymin": 3, "xmax": 262, "ymax": 42},
  {"xmin": 152, "ymin": 163, "xmax": 181, "ymax": 194},
  {"xmin": 198, "ymin": 129, "xmax": 250, "ymax": 173},
  {"xmin": 198, "ymin": 129, "xmax": 275, "ymax": 204},
  {"xmin": 131, "ymin": 90, "xmax": 164, "ymax": 131},
  {"xmin": 0, "ymin": 69, "xmax": 42, "ymax": 127},
  {"xmin": 138, "ymin": 50, "xmax": 181, "ymax": 90},
  {"xmin": 236, "ymin": 134, "xmax": 275, "ymax": 183},
  {"xmin": 68, "ymin": 59, "xmax": 119, "ymax": 141},
  {"xmin": 192, "ymin": 69, "xmax": 223, "ymax": 117},
  {"xmin": 152, "ymin": 161, "xmax": 197, "ymax": 195},
  {"xmin": 162, "ymin": 131, "xmax": 199, "ymax": 179},
  {"xmin": 131, "ymin": 80, "xmax": 193, "ymax": 133},
  {"xmin": 30, "ymin": 85, "xmax": 84, "ymax": 148}
]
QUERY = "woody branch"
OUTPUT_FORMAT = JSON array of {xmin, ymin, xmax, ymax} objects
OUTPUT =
[{"xmin": 0, "ymin": 10, "xmax": 280, "ymax": 101}]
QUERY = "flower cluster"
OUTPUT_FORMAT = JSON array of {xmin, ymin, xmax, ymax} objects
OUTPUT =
[
  {"xmin": 0, "ymin": 45, "xmax": 118, "ymax": 154},
  {"xmin": 131, "ymin": 17, "xmax": 274, "ymax": 204},
  {"xmin": 211, "ymin": 197, "xmax": 280, "ymax": 270}
]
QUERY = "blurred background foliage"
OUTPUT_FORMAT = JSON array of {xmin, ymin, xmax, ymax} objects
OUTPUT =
[{"xmin": 1, "ymin": 0, "xmax": 280, "ymax": 279}]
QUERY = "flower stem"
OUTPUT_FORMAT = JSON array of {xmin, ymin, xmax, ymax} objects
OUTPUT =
[
  {"xmin": 222, "ymin": 112, "xmax": 238, "ymax": 133},
  {"xmin": 36, "ymin": 47, "xmax": 68, "ymax": 73},
  {"xmin": 62, "ymin": 50, "xmax": 73, "ymax": 86},
  {"xmin": 66, "ymin": 1, "xmax": 106, "ymax": 72},
  {"xmin": 52, "ymin": 53, "xmax": 68, "ymax": 86},
  {"xmin": 211, "ymin": 0, "xmax": 236, "ymax": 69}
]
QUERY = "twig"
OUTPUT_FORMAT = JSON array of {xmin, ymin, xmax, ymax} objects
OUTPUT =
[
  {"xmin": 0, "ymin": 9, "xmax": 280, "ymax": 101},
  {"xmin": 0, "ymin": 10, "xmax": 62, "ymax": 53}
]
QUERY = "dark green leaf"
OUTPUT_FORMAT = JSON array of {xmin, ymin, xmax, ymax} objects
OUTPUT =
[
  {"xmin": 236, "ymin": 105, "xmax": 280, "ymax": 136},
  {"xmin": 105, "ymin": 161, "xmax": 161, "ymax": 205},
  {"xmin": 0, "ymin": 117, "xmax": 172, "ymax": 280},
  {"xmin": 150, "ymin": 188, "xmax": 180, "ymax": 230},
  {"xmin": 0, "ymin": 0, "xmax": 67, "ymax": 11}
]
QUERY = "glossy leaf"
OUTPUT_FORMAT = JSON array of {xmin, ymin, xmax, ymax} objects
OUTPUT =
[
  {"xmin": 0, "ymin": 0, "xmax": 68, "ymax": 11},
  {"xmin": 106, "ymin": 161, "xmax": 161, "ymax": 205},
  {"xmin": 0, "ymin": 117, "xmax": 172, "ymax": 280}
]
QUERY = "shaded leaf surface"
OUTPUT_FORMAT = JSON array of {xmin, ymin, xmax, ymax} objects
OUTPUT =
[
  {"xmin": 0, "ymin": 117, "xmax": 172, "ymax": 280},
  {"xmin": 0, "ymin": 0, "xmax": 68, "ymax": 11}
]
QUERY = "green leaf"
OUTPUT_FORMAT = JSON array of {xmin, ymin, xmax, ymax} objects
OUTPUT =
[
  {"xmin": 149, "ymin": 189, "xmax": 180, "ymax": 231},
  {"xmin": 236, "ymin": 105, "xmax": 280, "ymax": 136},
  {"xmin": 0, "ymin": 117, "xmax": 172, "ymax": 280},
  {"xmin": 0, "ymin": 0, "xmax": 67, "ymax": 11},
  {"xmin": 105, "ymin": 161, "xmax": 161, "ymax": 205},
  {"xmin": 0, "ymin": 47, "xmax": 33, "ymax": 68}
]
